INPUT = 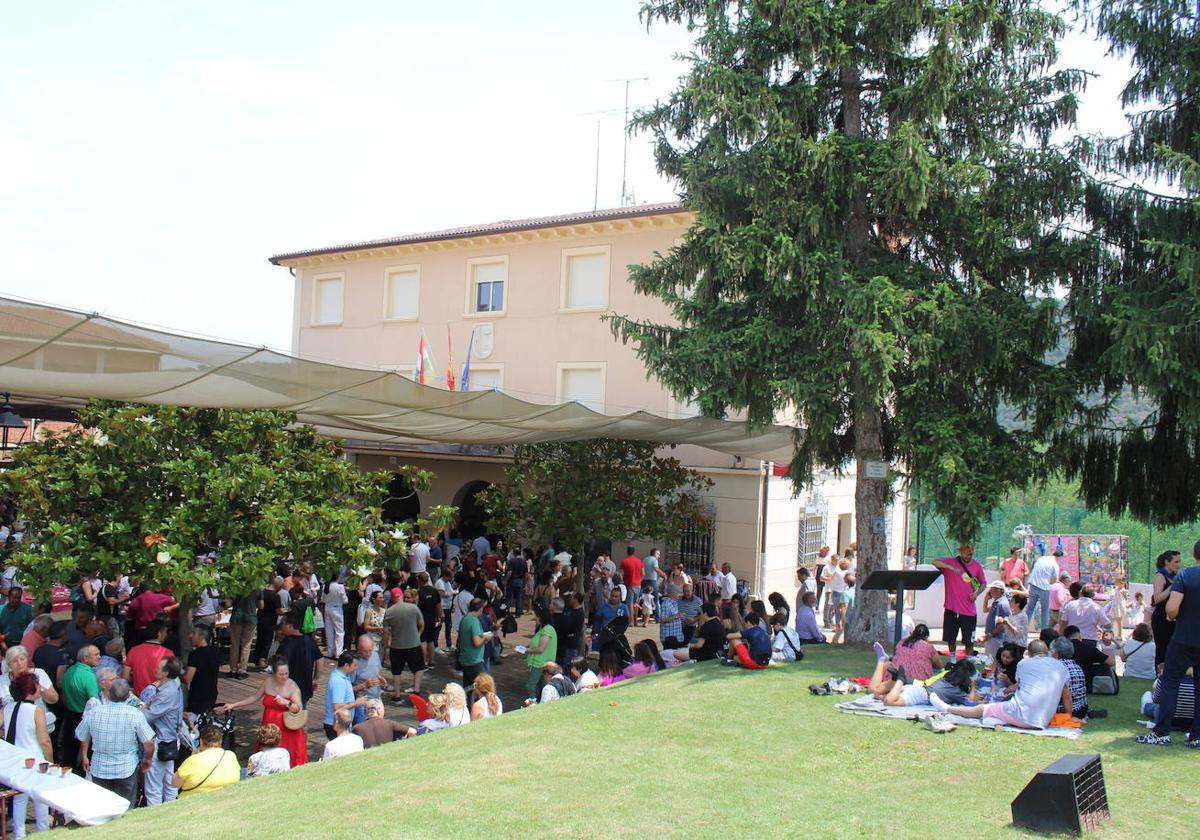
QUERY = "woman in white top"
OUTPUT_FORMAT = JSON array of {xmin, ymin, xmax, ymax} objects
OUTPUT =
[
  {"xmin": 2, "ymin": 672, "xmax": 53, "ymax": 836},
  {"xmin": 322, "ymin": 579, "xmax": 348, "ymax": 657},
  {"xmin": 443, "ymin": 682, "xmax": 472, "ymax": 726},
  {"xmin": 246, "ymin": 723, "xmax": 292, "ymax": 777},
  {"xmin": 1118, "ymin": 622, "xmax": 1157, "ymax": 680},
  {"xmin": 0, "ymin": 647, "xmax": 58, "ymax": 731},
  {"xmin": 470, "ymin": 673, "xmax": 504, "ymax": 720}
]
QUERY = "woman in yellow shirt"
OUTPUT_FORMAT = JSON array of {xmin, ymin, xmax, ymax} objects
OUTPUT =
[{"xmin": 171, "ymin": 725, "xmax": 240, "ymax": 796}]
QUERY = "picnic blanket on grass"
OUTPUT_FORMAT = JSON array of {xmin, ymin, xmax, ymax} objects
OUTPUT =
[{"xmin": 835, "ymin": 696, "xmax": 1081, "ymax": 739}]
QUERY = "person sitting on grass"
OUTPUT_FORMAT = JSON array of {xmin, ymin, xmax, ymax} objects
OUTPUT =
[
  {"xmin": 993, "ymin": 643, "xmax": 1023, "ymax": 696},
  {"xmin": 688, "ymin": 603, "xmax": 726, "ymax": 662},
  {"xmin": 770, "ymin": 613, "xmax": 803, "ymax": 662},
  {"xmin": 622, "ymin": 639, "xmax": 667, "ymax": 679},
  {"xmin": 172, "ymin": 725, "xmax": 239, "ymax": 796},
  {"xmin": 597, "ymin": 649, "xmax": 626, "ymax": 686},
  {"xmin": 794, "ymin": 592, "xmax": 826, "ymax": 644},
  {"xmin": 537, "ymin": 662, "xmax": 578, "ymax": 703},
  {"xmin": 928, "ymin": 640, "xmax": 1070, "ymax": 729},
  {"xmin": 874, "ymin": 623, "xmax": 941, "ymax": 682},
  {"xmin": 570, "ymin": 656, "xmax": 601, "ymax": 691},
  {"xmin": 1050, "ymin": 637, "xmax": 1089, "ymax": 719},
  {"xmin": 416, "ymin": 694, "xmax": 451, "ymax": 735},
  {"xmin": 659, "ymin": 636, "xmax": 691, "ymax": 666},
  {"xmin": 867, "ymin": 657, "xmax": 977, "ymax": 707},
  {"xmin": 722, "ymin": 612, "xmax": 772, "ymax": 669},
  {"xmin": 321, "ymin": 709, "xmax": 364, "ymax": 759},
  {"xmin": 246, "ymin": 724, "xmax": 291, "ymax": 777}
]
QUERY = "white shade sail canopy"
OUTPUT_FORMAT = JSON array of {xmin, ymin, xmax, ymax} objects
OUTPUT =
[{"xmin": 0, "ymin": 297, "xmax": 798, "ymax": 460}]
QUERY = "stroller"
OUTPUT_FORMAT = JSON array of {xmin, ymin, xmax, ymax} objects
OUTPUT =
[{"xmin": 594, "ymin": 614, "xmax": 633, "ymax": 667}]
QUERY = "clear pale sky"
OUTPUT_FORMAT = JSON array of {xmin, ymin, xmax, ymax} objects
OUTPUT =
[{"xmin": 1, "ymin": 1, "xmax": 1128, "ymax": 354}]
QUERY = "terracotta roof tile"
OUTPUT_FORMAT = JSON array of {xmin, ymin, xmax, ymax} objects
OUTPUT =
[{"xmin": 268, "ymin": 201, "xmax": 687, "ymax": 264}]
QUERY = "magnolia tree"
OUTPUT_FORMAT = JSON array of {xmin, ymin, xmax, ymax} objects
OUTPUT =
[
  {"xmin": 1, "ymin": 402, "xmax": 454, "ymax": 603},
  {"xmin": 479, "ymin": 439, "xmax": 714, "ymax": 567}
]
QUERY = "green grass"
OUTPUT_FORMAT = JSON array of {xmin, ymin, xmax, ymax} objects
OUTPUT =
[{"xmin": 87, "ymin": 647, "xmax": 1190, "ymax": 839}]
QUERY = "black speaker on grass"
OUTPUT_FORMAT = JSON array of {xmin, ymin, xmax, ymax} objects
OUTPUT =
[{"xmin": 1011, "ymin": 753, "xmax": 1109, "ymax": 835}]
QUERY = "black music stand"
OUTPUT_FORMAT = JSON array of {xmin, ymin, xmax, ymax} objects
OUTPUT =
[{"xmin": 861, "ymin": 569, "xmax": 941, "ymax": 645}]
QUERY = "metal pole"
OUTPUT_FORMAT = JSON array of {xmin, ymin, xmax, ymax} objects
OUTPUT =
[
  {"xmin": 593, "ymin": 120, "xmax": 601, "ymax": 211},
  {"xmin": 894, "ymin": 579, "xmax": 906, "ymax": 646},
  {"xmin": 620, "ymin": 80, "xmax": 630, "ymax": 206}
]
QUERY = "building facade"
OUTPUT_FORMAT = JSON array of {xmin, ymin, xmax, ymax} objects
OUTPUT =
[{"xmin": 271, "ymin": 202, "xmax": 908, "ymax": 600}]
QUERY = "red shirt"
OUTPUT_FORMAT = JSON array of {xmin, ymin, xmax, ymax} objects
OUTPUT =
[
  {"xmin": 126, "ymin": 591, "xmax": 175, "ymax": 630},
  {"xmin": 620, "ymin": 555, "xmax": 644, "ymax": 588},
  {"xmin": 19, "ymin": 627, "xmax": 46, "ymax": 658},
  {"xmin": 482, "ymin": 553, "xmax": 501, "ymax": 578},
  {"xmin": 126, "ymin": 641, "xmax": 170, "ymax": 694}
]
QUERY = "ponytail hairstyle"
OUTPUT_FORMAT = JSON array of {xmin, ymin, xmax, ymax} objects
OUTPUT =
[
  {"xmin": 473, "ymin": 673, "xmax": 501, "ymax": 717},
  {"xmin": 901, "ymin": 623, "xmax": 930, "ymax": 648}
]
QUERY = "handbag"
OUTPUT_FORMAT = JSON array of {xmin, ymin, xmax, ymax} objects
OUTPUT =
[
  {"xmin": 1092, "ymin": 668, "xmax": 1119, "ymax": 695},
  {"xmin": 156, "ymin": 739, "xmax": 179, "ymax": 762},
  {"xmin": 283, "ymin": 707, "xmax": 308, "ymax": 731}
]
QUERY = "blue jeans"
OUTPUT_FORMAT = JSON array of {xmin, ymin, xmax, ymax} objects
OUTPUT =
[
  {"xmin": 505, "ymin": 580, "xmax": 524, "ymax": 615},
  {"xmin": 1154, "ymin": 641, "xmax": 1200, "ymax": 739},
  {"xmin": 1026, "ymin": 585, "xmax": 1052, "ymax": 629}
]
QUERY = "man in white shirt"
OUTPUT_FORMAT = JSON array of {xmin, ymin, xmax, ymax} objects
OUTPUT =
[
  {"xmin": 1058, "ymin": 585, "xmax": 1111, "ymax": 642},
  {"xmin": 321, "ymin": 709, "xmax": 364, "ymax": 759},
  {"xmin": 930, "ymin": 641, "xmax": 1070, "ymax": 729},
  {"xmin": 409, "ymin": 539, "xmax": 430, "ymax": 575},
  {"xmin": 717, "ymin": 563, "xmax": 737, "ymax": 603},
  {"xmin": 1025, "ymin": 551, "xmax": 1060, "ymax": 630}
]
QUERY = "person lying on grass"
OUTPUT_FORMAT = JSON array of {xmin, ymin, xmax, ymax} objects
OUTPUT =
[
  {"xmin": 867, "ymin": 657, "xmax": 977, "ymax": 707},
  {"xmin": 928, "ymin": 640, "xmax": 1070, "ymax": 729}
]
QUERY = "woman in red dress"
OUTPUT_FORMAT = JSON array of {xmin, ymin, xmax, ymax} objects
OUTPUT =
[{"xmin": 219, "ymin": 654, "xmax": 308, "ymax": 767}]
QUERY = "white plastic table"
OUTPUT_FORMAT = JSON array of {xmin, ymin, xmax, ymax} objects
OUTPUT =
[{"xmin": 0, "ymin": 739, "xmax": 130, "ymax": 826}]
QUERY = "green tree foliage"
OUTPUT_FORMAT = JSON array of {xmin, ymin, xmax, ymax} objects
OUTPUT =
[
  {"xmin": 610, "ymin": 0, "xmax": 1089, "ymax": 640},
  {"xmin": 0, "ymin": 402, "xmax": 446, "ymax": 602},
  {"xmin": 1058, "ymin": 1, "xmax": 1200, "ymax": 525},
  {"xmin": 478, "ymin": 440, "xmax": 714, "ymax": 561}
]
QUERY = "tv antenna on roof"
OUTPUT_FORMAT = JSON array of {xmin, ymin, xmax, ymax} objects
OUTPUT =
[{"xmin": 610, "ymin": 76, "xmax": 649, "ymax": 207}]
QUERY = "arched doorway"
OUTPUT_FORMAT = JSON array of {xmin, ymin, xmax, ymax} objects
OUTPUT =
[
  {"xmin": 455, "ymin": 480, "xmax": 492, "ymax": 540},
  {"xmin": 382, "ymin": 473, "xmax": 421, "ymax": 524}
]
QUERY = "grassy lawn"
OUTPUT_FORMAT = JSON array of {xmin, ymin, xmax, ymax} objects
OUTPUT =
[{"xmin": 86, "ymin": 646, "xmax": 1189, "ymax": 839}]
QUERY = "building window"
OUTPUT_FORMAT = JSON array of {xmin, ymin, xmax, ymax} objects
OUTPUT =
[
  {"xmin": 465, "ymin": 365, "xmax": 502, "ymax": 392},
  {"xmin": 557, "ymin": 364, "xmax": 605, "ymax": 413},
  {"xmin": 666, "ymin": 503, "xmax": 716, "ymax": 577},
  {"xmin": 668, "ymin": 394, "xmax": 702, "ymax": 419},
  {"xmin": 313, "ymin": 274, "xmax": 343, "ymax": 325},
  {"xmin": 468, "ymin": 258, "xmax": 506, "ymax": 315},
  {"xmin": 561, "ymin": 246, "xmax": 610, "ymax": 310},
  {"xmin": 385, "ymin": 266, "xmax": 420, "ymax": 321},
  {"xmin": 798, "ymin": 512, "xmax": 827, "ymax": 568}
]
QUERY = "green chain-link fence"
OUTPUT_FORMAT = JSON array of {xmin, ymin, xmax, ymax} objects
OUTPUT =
[{"xmin": 910, "ymin": 504, "xmax": 1200, "ymax": 584}]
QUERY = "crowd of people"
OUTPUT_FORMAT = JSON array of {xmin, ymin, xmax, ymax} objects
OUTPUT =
[{"xmin": 0, "ymin": 526, "xmax": 813, "ymax": 829}]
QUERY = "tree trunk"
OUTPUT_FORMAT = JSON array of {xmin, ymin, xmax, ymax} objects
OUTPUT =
[
  {"xmin": 839, "ymin": 62, "xmax": 888, "ymax": 643},
  {"xmin": 847, "ymin": 379, "xmax": 889, "ymax": 643}
]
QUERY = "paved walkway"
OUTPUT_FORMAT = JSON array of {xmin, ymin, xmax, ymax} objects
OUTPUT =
[{"xmin": 213, "ymin": 616, "xmax": 663, "ymax": 763}]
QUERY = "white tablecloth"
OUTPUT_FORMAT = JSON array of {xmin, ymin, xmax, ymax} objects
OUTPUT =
[{"xmin": 0, "ymin": 739, "xmax": 130, "ymax": 825}]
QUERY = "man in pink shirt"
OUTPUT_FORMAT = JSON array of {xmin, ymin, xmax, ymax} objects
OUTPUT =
[
  {"xmin": 1058, "ymin": 584, "xmax": 1111, "ymax": 642},
  {"xmin": 932, "ymin": 543, "xmax": 986, "ymax": 660},
  {"xmin": 1000, "ymin": 549, "xmax": 1029, "ymax": 586},
  {"xmin": 1048, "ymin": 573, "xmax": 1072, "ymax": 625}
]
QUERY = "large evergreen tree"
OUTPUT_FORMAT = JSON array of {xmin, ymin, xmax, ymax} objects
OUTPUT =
[
  {"xmin": 1058, "ymin": 1, "xmax": 1200, "ymax": 525},
  {"xmin": 610, "ymin": 0, "xmax": 1088, "ymax": 640}
]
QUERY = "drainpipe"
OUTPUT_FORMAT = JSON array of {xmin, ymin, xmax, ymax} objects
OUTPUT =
[{"xmin": 756, "ymin": 461, "xmax": 771, "ymax": 598}]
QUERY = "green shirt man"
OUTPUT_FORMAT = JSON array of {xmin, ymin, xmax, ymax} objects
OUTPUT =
[
  {"xmin": 458, "ymin": 613, "xmax": 486, "ymax": 667},
  {"xmin": 62, "ymin": 658, "xmax": 100, "ymax": 714}
]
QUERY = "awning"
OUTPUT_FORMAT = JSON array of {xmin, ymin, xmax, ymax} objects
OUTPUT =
[{"xmin": 0, "ymin": 297, "xmax": 797, "ymax": 460}]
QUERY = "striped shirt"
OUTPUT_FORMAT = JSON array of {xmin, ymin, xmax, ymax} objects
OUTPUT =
[
  {"xmin": 1062, "ymin": 660, "xmax": 1087, "ymax": 713},
  {"xmin": 676, "ymin": 595, "xmax": 702, "ymax": 630}
]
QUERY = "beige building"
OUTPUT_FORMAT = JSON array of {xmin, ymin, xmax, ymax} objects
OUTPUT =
[{"xmin": 270, "ymin": 202, "xmax": 907, "ymax": 599}]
